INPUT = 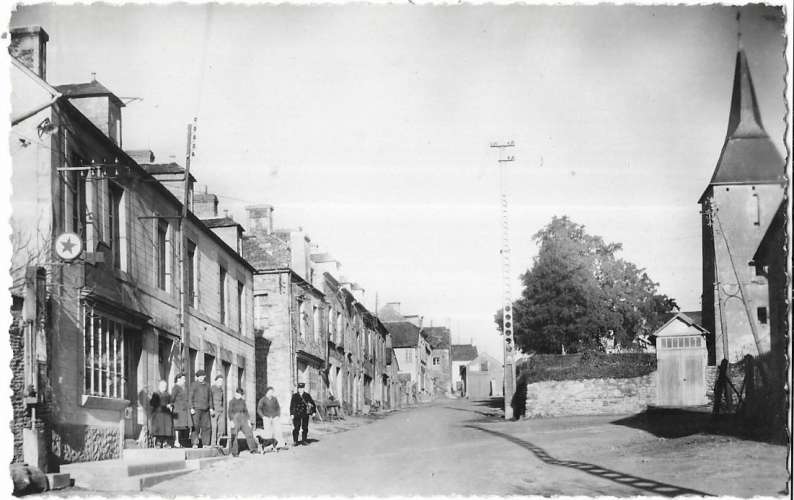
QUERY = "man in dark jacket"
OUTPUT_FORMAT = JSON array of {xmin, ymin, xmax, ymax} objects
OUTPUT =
[
  {"xmin": 227, "ymin": 388, "xmax": 259, "ymax": 456},
  {"xmin": 189, "ymin": 369, "xmax": 214, "ymax": 448},
  {"xmin": 257, "ymin": 386, "xmax": 284, "ymax": 449},
  {"xmin": 289, "ymin": 382, "xmax": 316, "ymax": 446}
]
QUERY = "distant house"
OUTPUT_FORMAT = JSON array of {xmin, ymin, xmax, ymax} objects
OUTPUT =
[
  {"xmin": 386, "ymin": 322, "xmax": 431, "ymax": 399},
  {"xmin": 466, "ymin": 352, "xmax": 504, "ymax": 399},
  {"xmin": 451, "ymin": 344, "xmax": 478, "ymax": 397},
  {"xmin": 424, "ymin": 327, "xmax": 453, "ymax": 395}
]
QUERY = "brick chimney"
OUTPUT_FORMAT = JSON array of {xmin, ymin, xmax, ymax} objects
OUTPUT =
[
  {"xmin": 246, "ymin": 205, "xmax": 274, "ymax": 236},
  {"xmin": 9, "ymin": 26, "xmax": 49, "ymax": 80},
  {"xmin": 193, "ymin": 187, "xmax": 219, "ymax": 219}
]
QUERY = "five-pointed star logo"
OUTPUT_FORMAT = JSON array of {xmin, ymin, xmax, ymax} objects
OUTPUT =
[{"xmin": 60, "ymin": 237, "xmax": 76, "ymax": 255}]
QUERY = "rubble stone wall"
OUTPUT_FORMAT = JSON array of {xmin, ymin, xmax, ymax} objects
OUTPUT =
[{"xmin": 524, "ymin": 372, "xmax": 657, "ymax": 418}]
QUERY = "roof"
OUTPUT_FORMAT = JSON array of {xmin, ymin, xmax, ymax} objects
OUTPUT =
[
  {"xmin": 141, "ymin": 162, "xmax": 197, "ymax": 183},
  {"xmin": 423, "ymin": 327, "xmax": 451, "ymax": 350},
  {"xmin": 124, "ymin": 149, "xmax": 155, "ymax": 164},
  {"xmin": 651, "ymin": 312, "xmax": 708, "ymax": 338},
  {"xmin": 310, "ymin": 253, "xmax": 336, "ymax": 264},
  {"xmin": 378, "ymin": 303, "xmax": 404, "ymax": 322},
  {"xmin": 702, "ymin": 50, "xmax": 784, "ymax": 198},
  {"xmin": 202, "ymin": 217, "xmax": 243, "ymax": 230},
  {"xmin": 451, "ymin": 344, "xmax": 478, "ymax": 362},
  {"xmin": 55, "ymin": 80, "xmax": 125, "ymax": 107},
  {"xmin": 753, "ymin": 199, "xmax": 786, "ymax": 263},
  {"xmin": 386, "ymin": 322, "xmax": 421, "ymax": 348}
]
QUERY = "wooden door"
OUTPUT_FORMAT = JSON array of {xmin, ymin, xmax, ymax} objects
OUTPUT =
[
  {"xmin": 682, "ymin": 352, "xmax": 705, "ymax": 406},
  {"xmin": 657, "ymin": 354, "xmax": 682, "ymax": 406}
]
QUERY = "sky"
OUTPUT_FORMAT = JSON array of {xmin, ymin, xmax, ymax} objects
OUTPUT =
[{"xmin": 7, "ymin": 3, "xmax": 788, "ymax": 358}]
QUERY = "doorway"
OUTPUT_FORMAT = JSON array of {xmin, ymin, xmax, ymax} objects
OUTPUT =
[{"xmin": 124, "ymin": 333, "xmax": 142, "ymax": 440}]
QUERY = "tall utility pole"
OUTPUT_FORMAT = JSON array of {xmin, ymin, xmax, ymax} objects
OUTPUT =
[
  {"xmin": 179, "ymin": 118, "xmax": 198, "ymax": 394},
  {"xmin": 491, "ymin": 140, "xmax": 516, "ymax": 420}
]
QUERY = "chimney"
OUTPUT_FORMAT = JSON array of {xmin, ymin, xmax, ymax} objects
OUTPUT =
[
  {"xmin": 193, "ymin": 188, "xmax": 219, "ymax": 219},
  {"xmin": 246, "ymin": 205, "xmax": 274, "ymax": 236},
  {"xmin": 9, "ymin": 26, "xmax": 49, "ymax": 80}
]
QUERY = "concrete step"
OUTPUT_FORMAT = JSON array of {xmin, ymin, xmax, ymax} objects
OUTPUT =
[
  {"xmin": 45, "ymin": 472, "xmax": 72, "ymax": 490},
  {"xmin": 61, "ymin": 458, "xmax": 188, "ymax": 491},
  {"xmin": 186, "ymin": 455, "xmax": 228, "ymax": 470},
  {"xmin": 123, "ymin": 446, "xmax": 221, "ymax": 462},
  {"xmin": 138, "ymin": 468, "xmax": 195, "ymax": 490}
]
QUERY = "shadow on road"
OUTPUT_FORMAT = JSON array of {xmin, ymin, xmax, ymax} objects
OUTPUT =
[
  {"xmin": 472, "ymin": 397, "xmax": 505, "ymax": 410},
  {"xmin": 465, "ymin": 424, "xmax": 711, "ymax": 497},
  {"xmin": 611, "ymin": 408, "xmax": 787, "ymax": 445}
]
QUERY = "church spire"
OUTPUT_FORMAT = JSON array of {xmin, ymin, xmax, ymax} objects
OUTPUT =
[
  {"xmin": 725, "ymin": 50, "xmax": 766, "ymax": 139},
  {"xmin": 700, "ymin": 46, "xmax": 783, "ymax": 192}
]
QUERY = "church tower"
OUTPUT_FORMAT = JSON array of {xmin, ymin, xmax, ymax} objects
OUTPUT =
[{"xmin": 700, "ymin": 49, "xmax": 785, "ymax": 365}]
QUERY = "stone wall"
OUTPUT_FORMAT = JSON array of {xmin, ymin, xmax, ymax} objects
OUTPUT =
[
  {"xmin": 524, "ymin": 372, "xmax": 657, "ymax": 418},
  {"xmin": 51, "ymin": 424, "xmax": 121, "ymax": 464}
]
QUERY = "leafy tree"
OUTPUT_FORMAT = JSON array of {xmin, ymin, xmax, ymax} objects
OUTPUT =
[{"xmin": 495, "ymin": 216, "xmax": 677, "ymax": 354}]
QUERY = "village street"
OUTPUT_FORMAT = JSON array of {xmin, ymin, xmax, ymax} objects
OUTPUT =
[{"xmin": 129, "ymin": 398, "xmax": 786, "ymax": 498}]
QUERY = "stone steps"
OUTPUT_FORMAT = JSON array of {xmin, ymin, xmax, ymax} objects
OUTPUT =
[{"xmin": 60, "ymin": 447, "xmax": 227, "ymax": 492}]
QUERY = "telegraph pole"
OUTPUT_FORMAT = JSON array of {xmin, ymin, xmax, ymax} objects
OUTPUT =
[
  {"xmin": 491, "ymin": 140, "xmax": 516, "ymax": 420},
  {"xmin": 179, "ymin": 118, "xmax": 198, "ymax": 393}
]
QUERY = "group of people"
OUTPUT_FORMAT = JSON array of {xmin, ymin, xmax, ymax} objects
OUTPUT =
[{"xmin": 147, "ymin": 371, "xmax": 318, "ymax": 457}]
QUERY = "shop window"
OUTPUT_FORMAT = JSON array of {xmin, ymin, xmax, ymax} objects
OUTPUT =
[{"xmin": 83, "ymin": 305, "xmax": 125, "ymax": 399}]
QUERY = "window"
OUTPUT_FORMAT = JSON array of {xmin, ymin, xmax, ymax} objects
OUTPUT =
[
  {"xmin": 757, "ymin": 307, "xmax": 768, "ymax": 325},
  {"xmin": 237, "ymin": 282, "xmax": 244, "ymax": 334},
  {"xmin": 480, "ymin": 361, "xmax": 488, "ymax": 371},
  {"xmin": 237, "ymin": 366, "xmax": 245, "ymax": 392},
  {"xmin": 186, "ymin": 240, "xmax": 197, "ymax": 306},
  {"xmin": 219, "ymin": 266, "xmax": 227, "ymax": 325},
  {"xmin": 108, "ymin": 183, "xmax": 124, "ymax": 269},
  {"xmin": 406, "ymin": 350, "xmax": 413, "ymax": 362},
  {"xmin": 313, "ymin": 305, "xmax": 320, "ymax": 342},
  {"xmin": 336, "ymin": 313, "xmax": 343, "ymax": 345},
  {"xmin": 156, "ymin": 220, "xmax": 168, "ymax": 290},
  {"xmin": 433, "ymin": 357, "xmax": 440, "ymax": 366},
  {"xmin": 83, "ymin": 304, "xmax": 125, "ymax": 399},
  {"xmin": 752, "ymin": 193, "xmax": 761, "ymax": 226},
  {"xmin": 327, "ymin": 309, "xmax": 333, "ymax": 341},
  {"xmin": 298, "ymin": 301, "xmax": 308, "ymax": 340},
  {"xmin": 254, "ymin": 294, "xmax": 267, "ymax": 330},
  {"xmin": 61, "ymin": 156, "xmax": 86, "ymax": 236}
]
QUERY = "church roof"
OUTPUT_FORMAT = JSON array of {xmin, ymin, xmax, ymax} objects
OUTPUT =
[{"xmin": 702, "ymin": 50, "xmax": 784, "ymax": 197}]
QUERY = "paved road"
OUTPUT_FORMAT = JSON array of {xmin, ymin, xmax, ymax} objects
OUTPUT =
[{"xmin": 147, "ymin": 398, "xmax": 734, "ymax": 497}]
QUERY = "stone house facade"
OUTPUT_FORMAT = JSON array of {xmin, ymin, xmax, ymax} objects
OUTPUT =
[
  {"xmin": 386, "ymin": 322, "xmax": 432, "ymax": 399},
  {"xmin": 424, "ymin": 326, "xmax": 453, "ymax": 396},
  {"xmin": 9, "ymin": 27, "xmax": 255, "ymax": 470}
]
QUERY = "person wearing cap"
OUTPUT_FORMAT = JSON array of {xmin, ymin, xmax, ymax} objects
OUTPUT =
[
  {"xmin": 289, "ymin": 382, "xmax": 316, "ymax": 446},
  {"xmin": 210, "ymin": 375, "xmax": 226, "ymax": 446},
  {"xmin": 227, "ymin": 388, "xmax": 259, "ymax": 456},
  {"xmin": 257, "ymin": 386, "xmax": 284, "ymax": 449},
  {"xmin": 189, "ymin": 369, "xmax": 214, "ymax": 448}
]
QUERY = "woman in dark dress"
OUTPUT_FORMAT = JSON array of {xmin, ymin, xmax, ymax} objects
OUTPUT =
[
  {"xmin": 171, "ymin": 373, "xmax": 189, "ymax": 448},
  {"xmin": 150, "ymin": 380, "xmax": 174, "ymax": 448}
]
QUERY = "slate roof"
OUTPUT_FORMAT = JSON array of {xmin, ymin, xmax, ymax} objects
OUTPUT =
[
  {"xmin": 424, "ymin": 327, "xmax": 451, "ymax": 350},
  {"xmin": 451, "ymin": 344, "xmax": 478, "ymax": 362},
  {"xmin": 141, "ymin": 162, "xmax": 197, "ymax": 183},
  {"xmin": 701, "ymin": 50, "xmax": 784, "ymax": 200},
  {"xmin": 55, "ymin": 80, "xmax": 125, "ymax": 107},
  {"xmin": 387, "ymin": 322, "xmax": 421, "ymax": 348},
  {"xmin": 202, "ymin": 217, "xmax": 241, "ymax": 229}
]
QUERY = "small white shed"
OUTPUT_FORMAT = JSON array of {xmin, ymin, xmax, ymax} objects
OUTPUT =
[{"xmin": 653, "ymin": 312, "xmax": 708, "ymax": 407}]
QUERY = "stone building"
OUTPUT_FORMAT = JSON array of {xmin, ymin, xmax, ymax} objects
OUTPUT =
[
  {"xmin": 699, "ymin": 48, "xmax": 786, "ymax": 366},
  {"xmin": 9, "ymin": 26, "xmax": 255, "ymax": 470},
  {"xmin": 242, "ymin": 206, "xmax": 327, "ymax": 424},
  {"xmin": 424, "ymin": 327, "xmax": 453, "ymax": 396}
]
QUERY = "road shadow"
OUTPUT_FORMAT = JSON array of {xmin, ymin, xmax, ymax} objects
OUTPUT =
[
  {"xmin": 443, "ymin": 405, "xmax": 503, "ymax": 422},
  {"xmin": 472, "ymin": 397, "xmax": 505, "ymax": 410},
  {"xmin": 465, "ymin": 424, "xmax": 711, "ymax": 497},
  {"xmin": 611, "ymin": 408, "xmax": 787, "ymax": 445}
]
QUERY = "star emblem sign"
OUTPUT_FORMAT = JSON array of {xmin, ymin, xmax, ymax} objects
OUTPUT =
[
  {"xmin": 55, "ymin": 232, "xmax": 83, "ymax": 261},
  {"xmin": 60, "ymin": 237, "xmax": 76, "ymax": 254}
]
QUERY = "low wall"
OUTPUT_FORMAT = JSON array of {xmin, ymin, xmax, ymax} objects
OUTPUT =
[{"xmin": 524, "ymin": 372, "xmax": 657, "ymax": 418}]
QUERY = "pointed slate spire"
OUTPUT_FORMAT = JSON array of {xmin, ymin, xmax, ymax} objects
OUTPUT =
[
  {"xmin": 703, "ymin": 50, "xmax": 783, "ymax": 191},
  {"xmin": 725, "ymin": 50, "xmax": 766, "ymax": 139}
]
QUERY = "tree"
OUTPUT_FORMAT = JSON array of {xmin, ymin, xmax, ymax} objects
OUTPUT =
[{"xmin": 495, "ymin": 216, "xmax": 677, "ymax": 354}]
